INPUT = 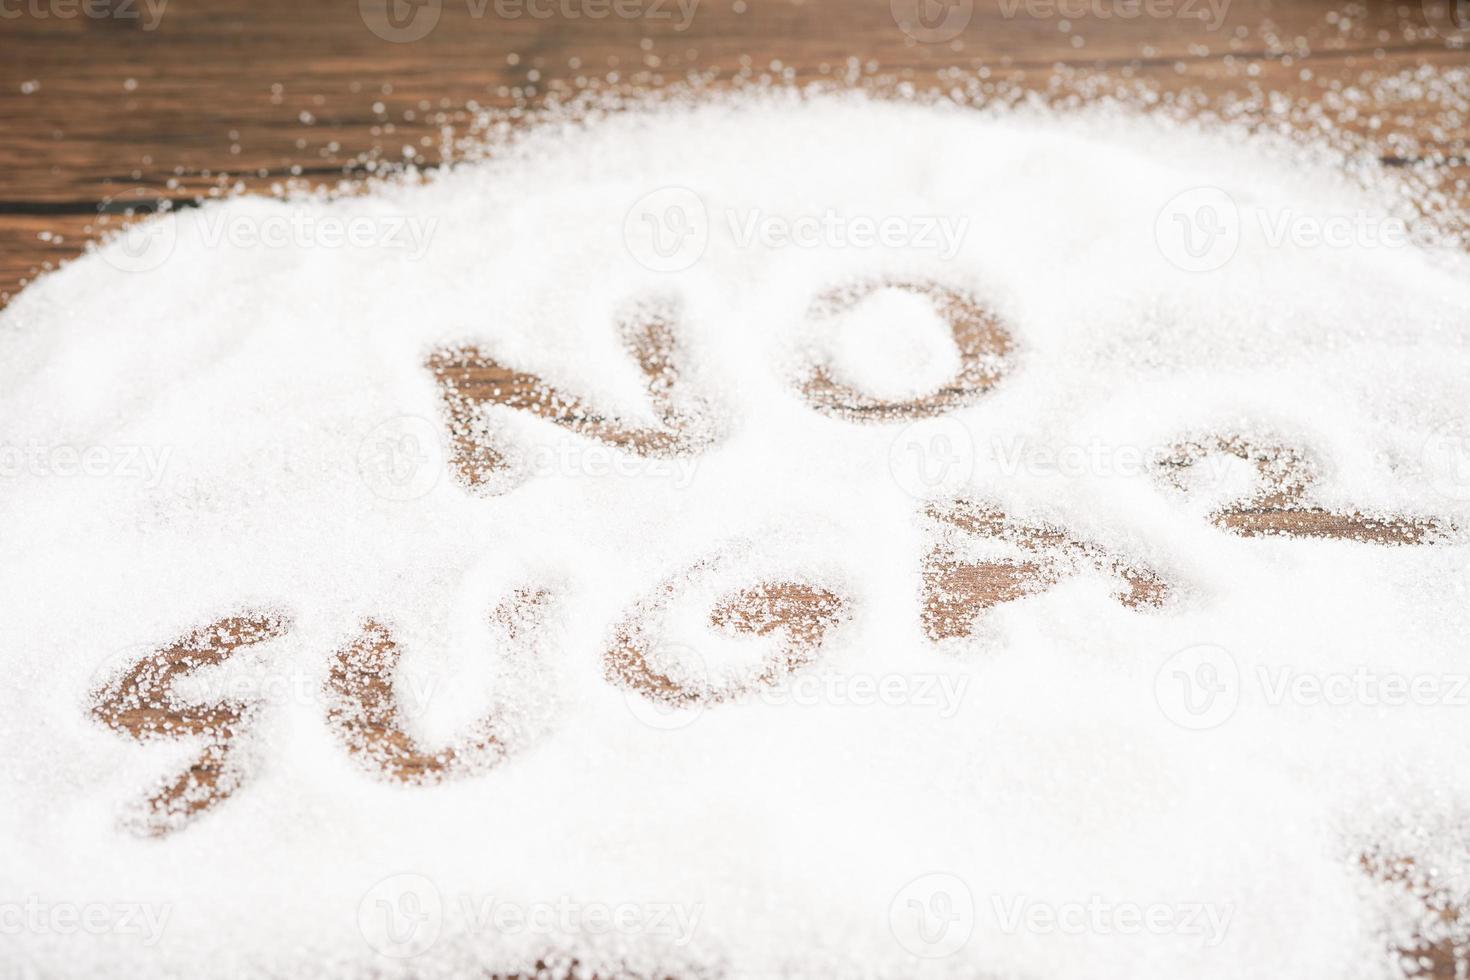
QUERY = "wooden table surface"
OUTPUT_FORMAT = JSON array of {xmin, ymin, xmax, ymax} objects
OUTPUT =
[
  {"xmin": 4, "ymin": 0, "xmax": 1468, "ymax": 975},
  {"xmin": 1, "ymin": 0, "xmax": 1467, "ymax": 305}
]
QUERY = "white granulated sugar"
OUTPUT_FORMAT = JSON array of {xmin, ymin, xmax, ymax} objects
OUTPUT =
[
  {"xmin": 821, "ymin": 286, "xmax": 963, "ymax": 401},
  {"xmin": 2, "ymin": 87, "xmax": 1469, "ymax": 980}
]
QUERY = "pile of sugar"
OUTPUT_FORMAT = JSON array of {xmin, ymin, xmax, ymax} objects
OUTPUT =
[
  {"xmin": 822, "ymin": 287, "xmax": 963, "ymax": 401},
  {"xmin": 2, "ymin": 88, "xmax": 1470, "ymax": 980}
]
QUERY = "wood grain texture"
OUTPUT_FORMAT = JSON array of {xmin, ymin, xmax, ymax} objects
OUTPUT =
[
  {"xmin": 606, "ymin": 577, "xmax": 849, "ymax": 704},
  {"xmin": 0, "ymin": 0, "xmax": 1467, "ymax": 301},
  {"xmin": 799, "ymin": 279, "xmax": 1014, "ymax": 421},
  {"xmin": 1156, "ymin": 434, "xmax": 1453, "ymax": 543},
  {"xmin": 921, "ymin": 497, "xmax": 1171, "ymax": 639},
  {"xmin": 428, "ymin": 296, "xmax": 718, "ymax": 494},
  {"xmin": 89, "ymin": 611, "xmax": 293, "ymax": 836},
  {"xmin": 324, "ymin": 588, "xmax": 553, "ymax": 783}
]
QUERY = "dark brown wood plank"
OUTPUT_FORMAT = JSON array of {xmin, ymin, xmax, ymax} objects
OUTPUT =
[{"xmin": 1, "ymin": 0, "xmax": 1467, "ymax": 301}]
